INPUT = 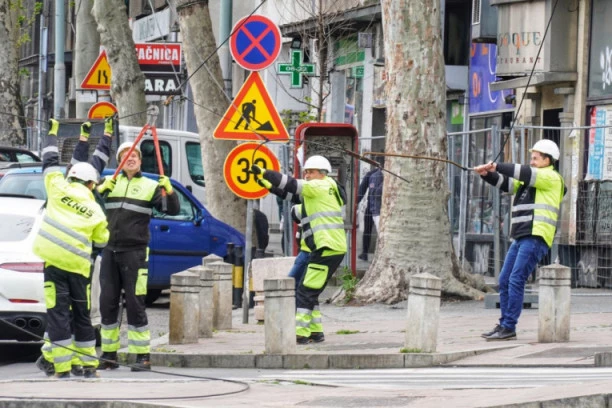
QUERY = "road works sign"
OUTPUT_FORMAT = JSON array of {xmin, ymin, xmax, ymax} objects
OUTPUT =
[
  {"xmin": 81, "ymin": 51, "xmax": 111, "ymax": 90},
  {"xmin": 213, "ymin": 71, "xmax": 289, "ymax": 142},
  {"xmin": 223, "ymin": 142, "xmax": 280, "ymax": 199},
  {"xmin": 230, "ymin": 15, "xmax": 281, "ymax": 71}
]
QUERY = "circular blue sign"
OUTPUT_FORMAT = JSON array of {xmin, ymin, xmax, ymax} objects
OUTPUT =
[{"xmin": 230, "ymin": 15, "xmax": 281, "ymax": 71}]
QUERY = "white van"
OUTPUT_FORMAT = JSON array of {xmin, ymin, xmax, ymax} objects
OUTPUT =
[{"xmin": 119, "ymin": 126, "xmax": 205, "ymax": 204}]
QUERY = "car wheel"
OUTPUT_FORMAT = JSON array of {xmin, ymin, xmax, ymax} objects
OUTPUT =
[{"xmin": 145, "ymin": 289, "xmax": 162, "ymax": 306}]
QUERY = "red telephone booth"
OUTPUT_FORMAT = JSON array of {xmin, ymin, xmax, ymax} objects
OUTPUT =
[{"xmin": 293, "ymin": 123, "xmax": 359, "ymax": 273}]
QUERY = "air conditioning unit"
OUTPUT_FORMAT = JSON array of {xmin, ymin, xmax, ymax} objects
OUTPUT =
[{"xmin": 471, "ymin": 0, "xmax": 497, "ymax": 43}]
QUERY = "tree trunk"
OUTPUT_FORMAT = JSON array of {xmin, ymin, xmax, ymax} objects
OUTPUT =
[
  {"xmin": 74, "ymin": 0, "xmax": 100, "ymax": 119},
  {"xmin": 0, "ymin": 0, "xmax": 25, "ymax": 145},
  {"xmin": 353, "ymin": 0, "xmax": 489, "ymax": 304},
  {"xmin": 92, "ymin": 0, "xmax": 146, "ymax": 126},
  {"xmin": 176, "ymin": 0, "xmax": 245, "ymax": 232}
]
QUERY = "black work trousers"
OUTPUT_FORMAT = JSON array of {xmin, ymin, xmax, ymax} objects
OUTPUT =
[
  {"xmin": 44, "ymin": 265, "xmax": 95, "ymax": 344},
  {"xmin": 99, "ymin": 248, "xmax": 148, "ymax": 328},
  {"xmin": 296, "ymin": 249, "xmax": 345, "ymax": 311}
]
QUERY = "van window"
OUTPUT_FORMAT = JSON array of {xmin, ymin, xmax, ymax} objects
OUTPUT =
[
  {"xmin": 152, "ymin": 187, "xmax": 195, "ymax": 221},
  {"xmin": 141, "ymin": 140, "xmax": 172, "ymax": 177},
  {"xmin": 185, "ymin": 142, "xmax": 204, "ymax": 186}
]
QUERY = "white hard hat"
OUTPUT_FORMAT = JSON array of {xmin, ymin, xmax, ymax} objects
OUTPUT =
[
  {"xmin": 116, "ymin": 141, "xmax": 142, "ymax": 162},
  {"xmin": 530, "ymin": 139, "xmax": 560, "ymax": 161},
  {"xmin": 67, "ymin": 162, "xmax": 99, "ymax": 183},
  {"xmin": 303, "ymin": 155, "xmax": 332, "ymax": 173}
]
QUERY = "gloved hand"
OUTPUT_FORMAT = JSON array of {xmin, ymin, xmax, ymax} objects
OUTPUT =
[
  {"xmin": 104, "ymin": 116, "xmax": 114, "ymax": 135},
  {"xmin": 257, "ymin": 178, "xmax": 272, "ymax": 189},
  {"xmin": 80, "ymin": 121, "xmax": 92, "ymax": 138},
  {"xmin": 158, "ymin": 175, "xmax": 173, "ymax": 194},
  {"xmin": 48, "ymin": 118, "xmax": 59, "ymax": 136},
  {"xmin": 250, "ymin": 164, "xmax": 265, "ymax": 176},
  {"xmin": 97, "ymin": 176, "xmax": 116, "ymax": 194}
]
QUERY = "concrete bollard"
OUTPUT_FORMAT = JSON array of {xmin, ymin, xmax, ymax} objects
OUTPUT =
[
  {"xmin": 202, "ymin": 253, "xmax": 224, "ymax": 267},
  {"xmin": 538, "ymin": 264, "xmax": 571, "ymax": 343},
  {"xmin": 209, "ymin": 261, "xmax": 233, "ymax": 330},
  {"xmin": 169, "ymin": 271, "xmax": 200, "ymax": 345},
  {"xmin": 405, "ymin": 273, "xmax": 441, "ymax": 353},
  {"xmin": 251, "ymin": 257, "xmax": 296, "ymax": 322},
  {"xmin": 264, "ymin": 278, "xmax": 296, "ymax": 355},
  {"xmin": 190, "ymin": 265, "xmax": 214, "ymax": 338}
]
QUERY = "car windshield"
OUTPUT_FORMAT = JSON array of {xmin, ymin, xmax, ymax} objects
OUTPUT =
[
  {"xmin": 0, "ymin": 173, "xmax": 47, "ymax": 200},
  {"xmin": 0, "ymin": 214, "xmax": 36, "ymax": 241}
]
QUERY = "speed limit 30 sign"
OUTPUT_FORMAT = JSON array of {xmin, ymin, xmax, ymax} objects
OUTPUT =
[{"xmin": 223, "ymin": 143, "xmax": 280, "ymax": 199}]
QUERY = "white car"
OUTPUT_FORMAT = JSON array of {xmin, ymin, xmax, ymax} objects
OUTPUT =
[
  {"xmin": 0, "ymin": 195, "xmax": 102, "ymax": 342},
  {"xmin": 0, "ymin": 196, "xmax": 46, "ymax": 341}
]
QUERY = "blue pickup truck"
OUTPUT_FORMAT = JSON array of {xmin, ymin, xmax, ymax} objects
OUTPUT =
[{"xmin": 0, "ymin": 166, "xmax": 245, "ymax": 304}]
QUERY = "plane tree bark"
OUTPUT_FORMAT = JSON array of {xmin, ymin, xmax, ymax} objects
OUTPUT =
[
  {"xmin": 353, "ymin": 0, "xmax": 491, "ymax": 303},
  {"xmin": 0, "ymin": 0, "xmax": 26, "ymax": 145}
]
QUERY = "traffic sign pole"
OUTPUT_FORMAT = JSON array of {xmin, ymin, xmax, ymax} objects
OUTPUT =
[{"xmin": 242, "ymin": 200, "xmax": 253, "ymax": 324}]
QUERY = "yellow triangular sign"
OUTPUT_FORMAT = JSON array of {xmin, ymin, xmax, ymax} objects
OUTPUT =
[
  {"xmin": 81, "ymin": 51, "xmax": 111, "ymax": 90},
  {"xmin": 213, "ymin": 71, "xmax": 289, "ymax": 142}
]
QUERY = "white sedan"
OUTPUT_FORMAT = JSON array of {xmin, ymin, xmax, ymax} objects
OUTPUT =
[
  {"xmin": 0, "ymin": 196, "xmax": 46, "ymax": 341},
  {"xmin": 0, "ymin": 195, "xmax": 102, "ymax": 342}
]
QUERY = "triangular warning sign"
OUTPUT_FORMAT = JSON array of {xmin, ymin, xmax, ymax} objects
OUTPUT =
[
  {"xmin": 81, "ymin": 51, "xmax": 111, "ymax": 90},
  {"xmin": 214, "ymin": 71, "xmax": 289, "ymax": 142}
]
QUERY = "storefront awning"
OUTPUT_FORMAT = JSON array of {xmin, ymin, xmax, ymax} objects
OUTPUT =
[{"xmin": 489, "ymin": 72, "xmax": 577, "ymax": 92}]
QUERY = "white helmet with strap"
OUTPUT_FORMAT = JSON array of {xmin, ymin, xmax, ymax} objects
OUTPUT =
[
  {"xmin": 116, "ymin": 141, "xmax": 142, "ymax": 162},
  {"xmin": 67, "ymin": 162, "xmax": 99, "ymax": 183},
  {"xmin": 530, "ymin": 139, "xmax": 560, "ymax": 161},
  {"xmin": 303, "ymin": 155, "xmax": 332, "ymax": 173}
]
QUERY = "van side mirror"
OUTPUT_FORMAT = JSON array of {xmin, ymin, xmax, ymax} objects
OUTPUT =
[{"xmin": 193, "ymin": 208, "xmax": 204, "ymax": 226}]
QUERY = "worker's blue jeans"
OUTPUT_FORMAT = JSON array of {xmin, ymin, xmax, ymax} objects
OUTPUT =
[
  {"xmin": 289, "ymin": 250, "xmax": 310, "ymax": 289},
  {"xmin": 498, "ymin": 236, "xmax": 549, "ymax": 332}
]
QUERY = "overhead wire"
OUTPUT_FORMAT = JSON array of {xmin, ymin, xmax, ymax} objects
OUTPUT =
[{"xmin": 0, "ymin": 317, "xmax": 250, "ymax": 400}]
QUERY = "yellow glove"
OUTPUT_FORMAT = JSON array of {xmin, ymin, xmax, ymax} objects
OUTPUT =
[
  {"xmin": 97, "ymin": 176, "xmax": 116, "ymax": 194},
  {"xmin": 257, "ymin": 178, "xmax": 272, "ymax": 189},
  {"xmin": 80, "ymin": 121, "xmax": 92, "ymax": 139},
  {"xmin": 104, "ymin": 116, "xmax": 114, "ymax": 134},
  {"xmin": 48, "ymin": 119, "xmax": 59, "ymax": 136},
  {"xmin": 158, "ymin": 175, "xmax": 173, "ymax": 194}
]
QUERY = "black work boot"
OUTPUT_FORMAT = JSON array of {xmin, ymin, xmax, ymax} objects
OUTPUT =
[
  {"xmin": 99, "ymin": 352, "xmax": 119, "ymax": 370},
  {"xmin": 296, "ymin": 335, "xmax": 311, "ymax": 345},
  {"xmin": 54, "ymin": 371, "xmax": 70, "ymax": 379},
  {"xmin": 131, "ymin": 353, "xmax": 151, "ymax": 372},
  {"xmin": 309, "ymin": 332, "xmax": 325, "ymax": 343},
  {"xmin": 481, "ymin": 324, "xmax": 501, "ymax": 338},
  {"xmin": 83, "ymin": 367, "xmax": 100, "ymax": 379},
  {"xmin": 71, "ymin": 365, "xmax": 84, "ymax": 376},
  {"xmin": 35, "ymin": 355, "xmax": 55, "ymax": 377}
]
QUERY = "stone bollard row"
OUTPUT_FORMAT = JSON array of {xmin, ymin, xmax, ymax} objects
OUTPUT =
[{"xmin": 405, "ymin": 273, "xmax": 441, "ymax": 353}]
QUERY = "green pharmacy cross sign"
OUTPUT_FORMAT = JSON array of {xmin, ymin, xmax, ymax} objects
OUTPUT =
[{"xmin": 277, "ymin": 49, "xmax": 315, "ymax": 88}]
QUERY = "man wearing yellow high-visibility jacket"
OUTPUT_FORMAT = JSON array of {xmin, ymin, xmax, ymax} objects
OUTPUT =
[
  {"xmin": 33, "ymin": 119, "xmax": 109, "ymax": 379},
  {"xmin": 252, "ymin": 155, "xmax": 347, "ymax": 344},
  {"xmin": 475, "ymin": 139, "xmax": 565, "ymax": 341}
]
